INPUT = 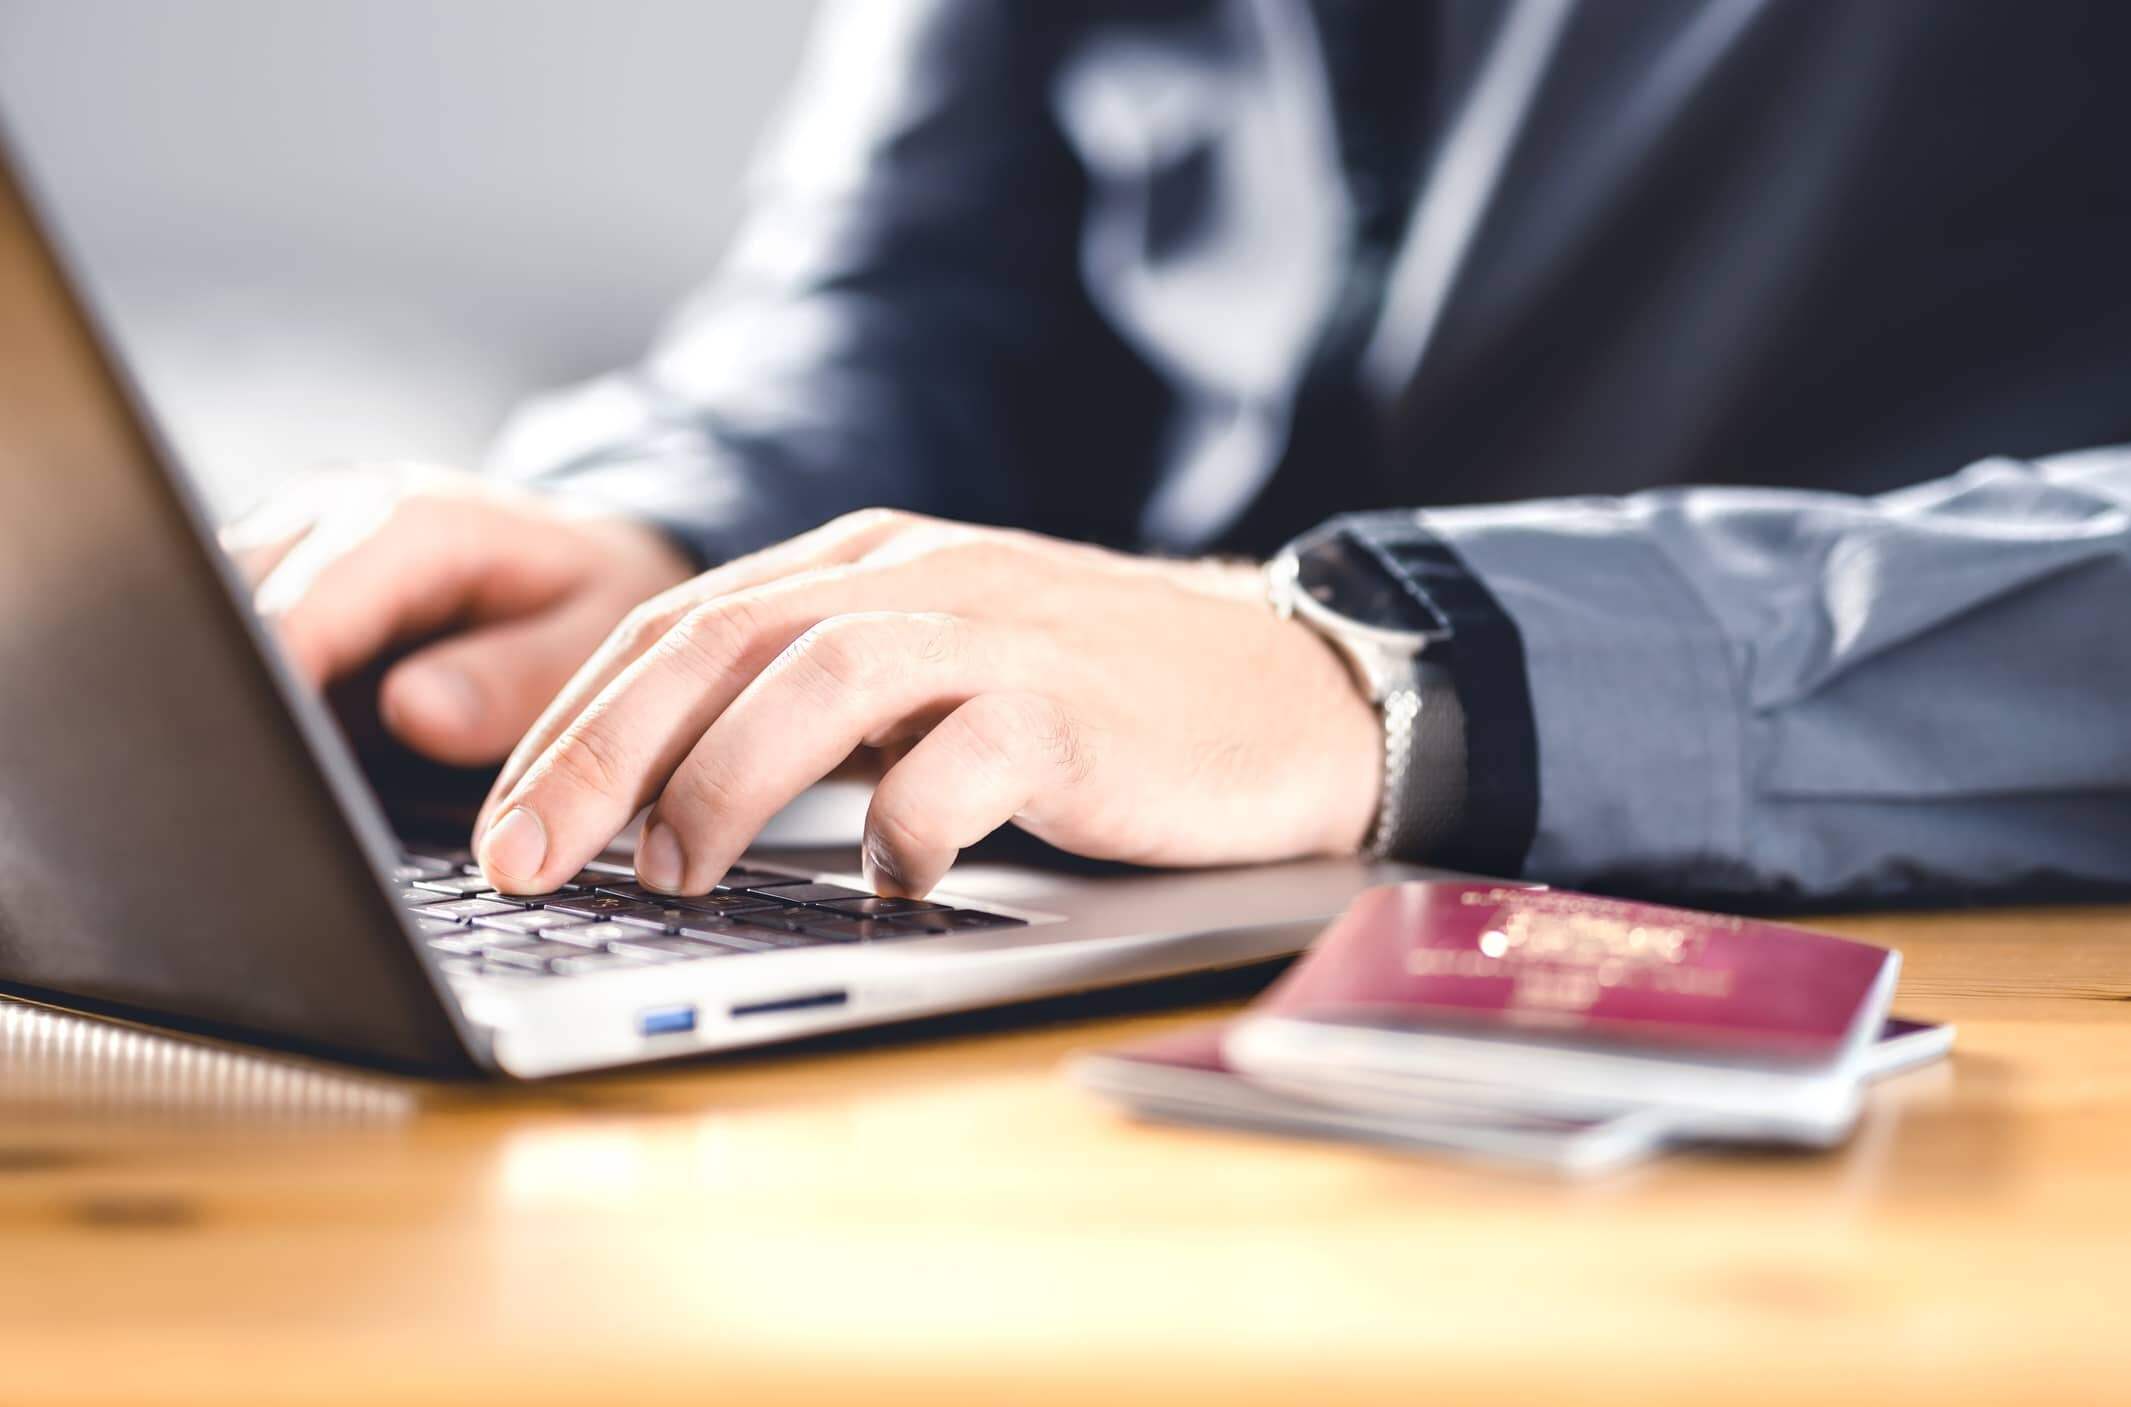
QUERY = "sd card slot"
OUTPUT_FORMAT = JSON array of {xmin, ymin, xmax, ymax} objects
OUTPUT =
[{"xmin": 730, "ymin": 990, "xmax": 849, "ymax": 1019}]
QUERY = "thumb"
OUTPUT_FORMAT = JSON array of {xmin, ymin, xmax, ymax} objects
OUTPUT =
[{"xmin": 377, "ymin": 599, "xmax": 618, "ymax": 766}]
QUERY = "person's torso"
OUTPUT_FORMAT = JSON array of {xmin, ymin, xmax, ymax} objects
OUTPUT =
[{"xmin": 1051, "ymin": 0, "xmax": 2131, "ymax": 553}]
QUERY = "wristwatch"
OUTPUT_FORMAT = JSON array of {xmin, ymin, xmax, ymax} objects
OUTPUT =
[{"xmin": 1266, "ymin": 521, "xmax": 1466, "ymax": 862}]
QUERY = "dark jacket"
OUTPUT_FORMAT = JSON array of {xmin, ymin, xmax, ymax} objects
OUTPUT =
[{"xmin": 495, "ymin": 0, "xmax": 2131, "ymax": 900}]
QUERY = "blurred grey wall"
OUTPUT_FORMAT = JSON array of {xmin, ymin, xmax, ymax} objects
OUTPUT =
[{"xmin": 0, "ymin": 0, "xmax": 818, "ymax": 513}]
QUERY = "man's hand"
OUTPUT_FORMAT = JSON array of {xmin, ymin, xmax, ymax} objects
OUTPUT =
[
  {"xmin": 222, "ymin": 465, "xmax": 695, "ymax": 764},
  {"xmin": 473, "ymin": 510, "xmax": 1384, "ymax": 898}
]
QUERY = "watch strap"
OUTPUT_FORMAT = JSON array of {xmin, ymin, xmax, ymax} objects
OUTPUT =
[{"xmin": 1366, "ymin": 662, "xmax": 1465, "ymax": 862}]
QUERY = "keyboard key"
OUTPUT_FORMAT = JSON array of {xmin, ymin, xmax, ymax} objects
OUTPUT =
[
  {"xmin": 879, "ymin": 910, "xmax": 955, "ymax": 933},
  {"xmin": 398, "ymin": 887, "xmax": 451, "ymax": 907},
  {"xmin": 744, "ymin": 881, "xmax": 873, "ymax": 905},
  {"xmin": 787, "ymin": 915, "xmax": 939, "ymax": 942},
  {"xmin": 565, "ymin": 870, "xmax": 629, "ymax": 888},
  {"xmin": 427, "ymin": 930, "xmax": 510, "ymax": 956},
  {"xmin": 412, "ymin": 874, "xmax": 499, "ymax": 897},
  {"xmin": 403, "ymin": 843, "xmax": 474, "ymax": 867},
  {"xmin": 741, "ymin": 915, "xmax": 859, "ymax": 942},
  {"xmin": 591, "ymin": 881, "xmax": 693, "ymax": 903},
  {"xmin": 543, "ymin": 893, "xmax": 650, "ymax": 918},
  {"xmin": 472, "ymin": 909, "xmax": 569, "ymax": 936},
  {"xmin": 392, "ymin": 857, "xmax": 458, "ymax": 882},
  {"xmin": 677, "ymin": 892, "xmax": 789, "ymax": 917},
  {"xmin": 436, "ymin": 957, "xmax": 540, "ymax": 980},
  {"xmin": 818, "ymin": 895, "xmax": 949, "ymax": 918},
  {"xmin": 482, "ymin": 940, "xmax": 605, "ymax": 970},
  {"xmin": 535, "ymin": 917, "xmax": 605, "ymax": 939},
  {"xmin": 412, "ymin": 914, "xmax": 463, "ymax": 938},
  {"xmin": 499, "ymin": 884, "xmax": 588, "ymax": 904},
  {"xmin": 603, "ymin": 934, "xmax": 742, "ymax": 962},
  {"xmin": 711, "ymin": 865, "xmax": 805, "ymax": 888},
  {"xmin": 550, "ymin": 950, "xmax": 653, "ymax": 977},
  {"xmin": 719, "ymin": 905, "xmax": 832, "ymax": 933},
  {"xmin": 544, "ymin": 894, "xmax": 680, "ymax": 928},
  {"xmin": 559, "ymin": 921, "xmax": 660, "ymax": 949},
  {"xmin": 668, "ymin": 917, "xmax": 811, "ymax": 949},
  {"xmin": 424, "ymin": 897, "xmax": 524, "ymax": 923},
  {"xmin": 593, "ymin": 882, "xmax": 782, "ymax": 915}
]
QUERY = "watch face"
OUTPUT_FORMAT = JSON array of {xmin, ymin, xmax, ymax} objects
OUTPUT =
[{"xmin": 1292, "ymin": 527, "xmax": 1444, "ymax": 642}]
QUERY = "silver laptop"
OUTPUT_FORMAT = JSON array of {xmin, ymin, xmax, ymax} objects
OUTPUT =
[{"xmin": 0, "ymin": 134, "xmax": 1425, "ymax": 1078}]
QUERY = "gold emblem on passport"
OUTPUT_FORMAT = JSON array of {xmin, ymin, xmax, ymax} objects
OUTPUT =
[{"xmin": 1409, "ymin": 888, "xmax": 1736, "ymax": 1014}]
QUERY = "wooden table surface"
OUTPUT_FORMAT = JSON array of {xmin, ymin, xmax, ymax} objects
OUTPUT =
[{"xmin": 2, "ymin": 904, "xmax": 2128, "ymax": 1406}]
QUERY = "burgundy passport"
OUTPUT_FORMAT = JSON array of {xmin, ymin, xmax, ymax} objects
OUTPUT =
[
  {"xmin": 1099, "ymin": 1016, "xmax": 1946, "ymax": 1084},
  {"xmin": 1247, "ymin": 882, "xmax": 1897, "ymax": 1064},
  {"xmin": 1222, "ymin": 883, "xmax": 1904, "ymax": 1144},
  {"xmin": 1071, "ymin": 1012, "xmax": 1947, "ymax": 1171}
]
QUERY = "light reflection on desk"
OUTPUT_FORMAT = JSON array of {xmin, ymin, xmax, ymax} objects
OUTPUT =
[{"xmin": 0, "ymin": 996, "xmax": 416, "ymax": 1127}]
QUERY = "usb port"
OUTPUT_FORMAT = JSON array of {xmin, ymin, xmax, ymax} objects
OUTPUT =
[{"xmin": 638, "ymin": 1004, "xmax": 698, "ymax": 1037}]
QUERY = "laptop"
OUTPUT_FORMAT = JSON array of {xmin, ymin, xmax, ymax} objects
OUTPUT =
[{"xmin": 0, "ymin": 133, "xmax": 1427, "ymax": 1078}]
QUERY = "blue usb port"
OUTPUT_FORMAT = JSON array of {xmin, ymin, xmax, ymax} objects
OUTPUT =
[{"xmin": 638, "ymin": 1004, "xmax": 698, "ymax": 1037}]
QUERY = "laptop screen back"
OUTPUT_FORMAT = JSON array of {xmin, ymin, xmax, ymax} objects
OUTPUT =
[{"xmin": 0, "ymin": 129, "xmax": 475, "ymax": 1072}]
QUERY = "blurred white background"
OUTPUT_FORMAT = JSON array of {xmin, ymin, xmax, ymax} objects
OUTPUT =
[{"xmin": 0, "ymin": 0, "xmax": 819, "ymax": 515}]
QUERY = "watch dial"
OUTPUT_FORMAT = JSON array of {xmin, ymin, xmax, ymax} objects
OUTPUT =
[{"xmin": 1293, "ymin": 528, "xmax": 1444, "ymax": 639}]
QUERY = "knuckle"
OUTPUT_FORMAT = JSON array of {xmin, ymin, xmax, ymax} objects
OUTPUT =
[
  {"xmin": 543, "ymin": 719, "xmax": 631, "ymax": 801},
  {"xmin": 783, "ymin": 615, "xmax": 883, "ymax": 697},
  {"xmin": 955, "ymin": 696, "xmax": 1026, "ymax": 771},
  {"xmin": 1031, "ymin": 701, "xmax": 1096, "ymax": 787},
  {"xmin": 833, "ymin": 506, "xmax": 911, "ymax": 536},
  {"xmin": 662, "ymin": 751, "xmax": 748, "ymax": 823},
  {"xmin": 1190, "ymin": 737, "xmax": 1253, "ymax": 784},
  {"xmin": 613, "ymin": 600, "xmax": 675, "ymax": 654},
  {"xmin": 666, "ymin": 596, "xmax": 769, "ymax": 678},
  {"xmin": 922, "ymin": 532, "xmax": 1014, "ymax": 570},
  {"xmin": 911, "ymin": 612, "xmax": 965, "ymax": 667},
  {"xmin": 962, "ymin": 694, "xmax": 1093, "ymax": 785}
]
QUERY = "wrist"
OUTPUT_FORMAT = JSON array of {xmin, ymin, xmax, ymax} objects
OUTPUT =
[
  {"xmin": 1193, "ymin": 558, "xmax": 1383, "ymax": 857},
  {"xmin": 1324, "ymin": 639, "xmax": 1389, "ymax": 857},
  {"xmin": 1298, "ymin": 634, "xmax": 1468, "ymax": 863},
  {"xmin": 1261, "ymin": 522, "xmax": 1469, "ymax": 863},
  {"xmin": 1279, "ymin": 612, "xmax": 1386, "ymax": 858}
]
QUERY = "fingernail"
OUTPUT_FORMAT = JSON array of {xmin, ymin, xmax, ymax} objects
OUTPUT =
[
  {"xmin": 861, "ymin": 830, "xmax": 908, "ymax": 897},
  {"xmin": 480, "ymin": 807, "xmax": 547, "ymax": 886},
  {"xmin": 636, "ymin": 821, "xmax": 684, "ymax": 893},
  {"xmin": 388, "ymin": 664, "xmax": 481, "ymax": 736}
]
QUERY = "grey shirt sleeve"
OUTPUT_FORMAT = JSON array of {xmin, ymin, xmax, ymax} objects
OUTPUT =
[{"xmin": 1346, "ymin": 445, "xmax": 2131, "ymax": 905}]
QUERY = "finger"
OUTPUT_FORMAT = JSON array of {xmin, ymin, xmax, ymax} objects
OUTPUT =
[
  {"xmin": 860, "ymin": 691, "xmax": 1092, "ymax": 897},
  {"xmin": 220, "ymin": 523, "xmax": 312, "ymax": 589},
  {"xmin": 474, "ymin": 558, "xmax": 1002, "ymax": 893},
  {"xmin": 253, "ymin": 496, "xmax": 487, "ymax": 686},
  {"xmin": 476, "ymin": 507, "xmax": 926, "ymax": 833},
  {"xmin": 630, "ymin": 613, "xmax": 1013, "ymax": 896},
  {"xmin": 217, "ymin": 464, "xmax": 398, "ymax": 588},
  {"xmin": 378, "ymin": 594, "xmax": 620, "ymax": 766}
]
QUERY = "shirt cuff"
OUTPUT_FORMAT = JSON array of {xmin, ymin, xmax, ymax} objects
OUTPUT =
[{"xmin": 1364, "ymin": 500, "xmax": 1744, "ymax": 891}]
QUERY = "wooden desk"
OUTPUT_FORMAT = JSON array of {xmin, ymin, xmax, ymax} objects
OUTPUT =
[{"xmin": 2, "ymin": 905, "xmax": 2128, "ymax": 1406}]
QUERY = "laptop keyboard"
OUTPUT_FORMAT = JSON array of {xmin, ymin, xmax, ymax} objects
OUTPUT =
[{"xmin": 392, "ymin": 846, "xmax": 1026, "ymax": 980}]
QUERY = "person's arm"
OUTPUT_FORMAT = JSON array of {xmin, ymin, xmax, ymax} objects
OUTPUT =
[
  {"xmin": 227, "ymin": 3, "xmax": 1164, "ymax": 771},
  {"xmin": 488, "ymin": 0, "xmax": 1166, "ymax": 566},
  {"xmin": 1343, "ymin": 445, "xmax": 2131, "ymax": 905},
  {"xmin": 449, "ymin": 441, "xmax": 2131, "ymax": 906}
]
